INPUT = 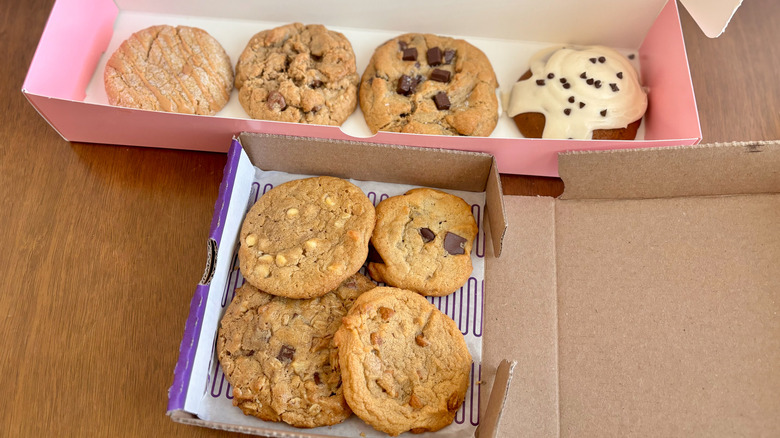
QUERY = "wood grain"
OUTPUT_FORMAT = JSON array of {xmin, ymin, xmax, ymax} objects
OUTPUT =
[{"xmin": 0, "ymin": 0, "xmax": 777, "ymax": 436}]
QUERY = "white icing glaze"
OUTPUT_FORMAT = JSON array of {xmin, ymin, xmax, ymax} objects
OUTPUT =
[{"xmin": 506, "ymin": 45, "xmax": 647, "ymax": 139}]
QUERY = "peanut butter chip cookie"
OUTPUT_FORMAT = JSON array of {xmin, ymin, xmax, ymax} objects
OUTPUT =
[
  {"xmin": 217, "ymin": 274, "xmax": 376, "ymax": 428},
  {"xmin": 334, "ymin": 287, "xmax": 472, "ymax": 436},
  {"xmin": 368, "ymin": 188, "xmax": 478, "ymax": 296},
  {"xmin": 104, "ymin": 25, "xmax": 234, "ymax": 115},
  {"xmin": 238, "ymin": 176, "xmax": 375, "ymax": 299},
  {"xmin": 359, "ymin": 33, "xmax": 499, "ymax": 136},
  {"xmin": 234, "ymin": 23, "xmax": 360, "ymax": 125}
]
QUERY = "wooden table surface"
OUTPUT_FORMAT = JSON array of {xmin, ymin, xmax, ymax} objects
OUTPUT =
[{"xmin": 1, "ymin": 0, "xmax": 778, "ymax": 436}]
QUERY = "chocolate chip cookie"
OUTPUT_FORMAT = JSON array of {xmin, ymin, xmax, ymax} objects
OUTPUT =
[
  {"xmin": 238, "ymin": 176, "xmax": 375, "ymax": 299},
  {"xmin": 234, "ymin": 23, "xmax": 360, "ymax": 125},
  {"xmin": 334, "ymin": 286, "xmax": 472, "ymax": 436},
  {"xmin": 368, "ymin": 188, "xmax": 478, "ymax": 296},
  {"xmin": 359, "ymin": 33, "xmax": 499, "ymax": 136},
  {"xmin": 104, "ymin": 25, "xmax": 234, "ymax": 115},
  {"xmin": 217, "ymin": 274, "xmax": 376, "ymax": 428}
]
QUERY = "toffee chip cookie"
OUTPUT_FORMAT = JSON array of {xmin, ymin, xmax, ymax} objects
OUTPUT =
[
  {"xmin": 217, "ymin": 274, "xmax": 376, "ymax": 428},
  {"xmin": 368, "ymin": 188, "xmax": 478, "ymax": 296},
  {"xmin": 104, "ymin": 25, "xmax": 234, "ymax": 115},
  {"xmin": 506, "ymin": 45, "xmax": 647, "ymax": 139},
  {"xmin": 234, "ymin": 23, "xmax": 360, "ymax": 125},
  {"xmin": 360, "ymin": 33, "xmax": 499, "ymax": 136},
  {"xmin": 334, "ymin": 286, "xmax": 472, "ymax": 436},
  {"xmin": 238, "ymin": 176, "xmax": 375, "ymax": 299}
]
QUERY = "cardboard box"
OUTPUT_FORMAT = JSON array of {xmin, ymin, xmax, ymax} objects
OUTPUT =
[
  {"xmin": 21, "ymin": 0, "xmax": 741, "ymax": 176},
  {"xmin": 168, "ymin": 134, "xmax": 780, "ymax": 436}
]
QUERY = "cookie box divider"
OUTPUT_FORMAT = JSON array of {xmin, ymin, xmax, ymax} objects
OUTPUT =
[
  {"xmin": 22, "ymin": 0, "xmax": 742, "ymax": 176},
  {"xmin": 168, "ymin": 133, "xmax": 511, "ymax": 437}
]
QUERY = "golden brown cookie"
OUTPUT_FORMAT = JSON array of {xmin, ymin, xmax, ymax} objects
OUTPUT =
[
  {"xmin": 238, "ymin": 176, "xmax": 375, "ymax": 299},
  {"xmin": 506, "ymin": 45, "xmax": 647, "ymax": 139},
  {"xmin": 334, "ymin": 286, "xmax": 472, "ymax": 436},
  {"xmin": 234, "ymin": 23, "xmax": 360, "ymax": 125},
  {"xmin": 217, "ymin": 274, "xmax": 376, "ymax": 428},
  {"xmin": 368, "ymin": 188, "xmax": 478, "ymax": 296},
  {"xmin": 359, "ymin": 33, "xmax": 499, "ymax": 136},
  {"xmin": 104, "ymin": 25, "xmax": 233, "ymax": 115}
]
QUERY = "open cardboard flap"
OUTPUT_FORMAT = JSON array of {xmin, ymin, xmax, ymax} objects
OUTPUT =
[{"xmin": 481, "ymin": 140, "xmax": 780, "ymax": 436}]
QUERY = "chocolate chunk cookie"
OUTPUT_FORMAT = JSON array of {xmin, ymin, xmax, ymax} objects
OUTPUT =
[
  {"xmin": 359, "ymin": 33, "xmax": 499, "ymax": 136},
  {"xmin": 238, "ymin": 176, "xmax": 375, "ymax": 299},
  {"xmin": 234, "ymin": 23, "xmax": 360, "ymax": 125},
  {"xmin": 368, "ymin": 188, "xmax": 478, "ymax": 296},
  {"xmin": 104, "ymin": 25, "xmax": 234, "ymax": 115},
  {"xmin": 334, "ymin": 286, "xmax": 472, "ymax": 436},
  {"xmin": 217, "ymin": 274, "xmax": 376, "ymax": 428}
]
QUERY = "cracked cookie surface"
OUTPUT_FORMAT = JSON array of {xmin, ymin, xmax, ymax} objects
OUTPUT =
[
  {"xmin": 334, "ymin": 287, "xmax": 472, "ymax": 436},
  {"xmin": 368, "ymin": 188, "xmax": 478, "ymax": 296},
  {"xmin": 217, "ymin": 274, "xmax": 376, "ymax": 428},
  {"xmin": 359, "ymin": 33, "xmax": 499, "ymax": 136},
  {"xmin": 234, "ymin": 23, "xmax": 359, "ymax": 125},
  {"xmin": 238, "ymin": 176, "xmax": 375, "ymax": 299},
  {"xmin": 104, "ymin": 25, "xmax": 234, "ymax": 115}
]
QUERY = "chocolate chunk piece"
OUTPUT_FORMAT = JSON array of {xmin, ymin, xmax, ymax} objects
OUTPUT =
[
  {"xmin": 594, "ymin": 80, "xmax": 602, "ymax": 89},
  {"xmin": 610, "ymin": 83, "xmax": 619, "ymax": 92},
  {"xmin": 536, "ymin": 79, "xmax": 545, "ymax": 86},
  {"xmin": 563, "ymin": 108, "xmax": 571, "ymax": 115},
  {"xmin": 402, "ymin": 47, "xmax": 418, "ymax": 61},
  {"xmin": 443, "ymin": 232, "xmax": 467, "ymax": 255},
  {"xmin": 277, "ymin": 345, "xmax": 295, "ymax": 363},
  {"xmin": 617, "ymin": 71, "xmax": 624, "ymax": 79},
  {"xmin": 427, "ymin": 47, "xmax": 443, "ymax": 66},
  {"xmin": 420, "ymin": 228, "xmax": 435, "ymax": 243},
  {"xmin": 563, "ymin": 83, "xmax": 571, "ymax": 89},
  {"xmin": 568, "ymin": 96, "xmax": 575, "ymax": 103},
  {"xmin": 548, "ymin": 73, "xmax": 555, "ymax": 79},
  {"xmin": 598, "ymin": 56, "xmax": 606, "ymax": 63},
  {"xmin": 266, "ymin": 91, "xmax": 286, "ymax": 111},
  {"xmin": 397, "ymin": 74, "xmax": 415, "ymax": 96},
  {"xmin": 589, "ymin": 57, "xmax": 597, "ymax": 64},
  {"xmin": 433, "ymin": 91, "xmax": 450, "ymax": 110},
  {"xmin": 580, "ymin": 72, "xmax": 587, "ymax": 79},
  {"xmin": 430, "ymin": 68, "xmax": 451, "ymax": 83},
  {"xmin": 600, "ymin": 109, "xmax": 607, "ymax": 117},
  {"xmin": 579, "ymin": 102, "xmax": 586, "ymax": 108},
  {"xmin": 443, "ymin": 49, "xmax": 456, "ymax": 64},
  {"xmin": 560, "ymin": 77, "xmax": 567, "ymax": 84},
  {"xmin": 586, "ymin": 78, "xmax": 594, "ymax": 85}
]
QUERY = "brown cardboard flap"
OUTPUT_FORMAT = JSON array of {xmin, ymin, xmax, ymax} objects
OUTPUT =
[
  {"xmin": 476, "ymin": 360, "xmax": 517, "ymax": 438},
  {"xmin": 559, "ymin": 141, "xmax": 780, "ymax": 200},
  {"xmin": 238, "ymin": 132, "xmax": 507, "ymax": 255}
]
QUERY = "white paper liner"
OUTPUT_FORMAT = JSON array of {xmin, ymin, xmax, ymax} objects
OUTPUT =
[{"xmin": 198, "ymin": 169, "xmax": 487, "ymax": 437}]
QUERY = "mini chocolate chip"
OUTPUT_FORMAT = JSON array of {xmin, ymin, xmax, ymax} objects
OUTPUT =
[
  {"xmin": 397, "ymin": 75, "xmax": 413, "ymax": 96},
  {"xmin": 598, "ymin": 56, "xmax": 606, "ymax": 63},
  {"xmin": 589, "ymin": 57, "xmax": 597, "ymax": 64},
  {"xmin": 427, "ymin": 47, "xmax": 443, "ymax": 66},
  {"xmin": 586, "ymin": 78, "xmax": 594, "ymax": 85},
  {"xmin": 579, "ymin": 102, "xmax": 586, "ymax": 108},
  {"xmin": 617, "ymin": 72, "xmax": 624, "ymax": 79},
  {"xmin": 398, "ymin": 41, "xmax": 408, "ymax": 50},
  {"xmin": 433, "ymin": 91, "xmax": 450, "ymax": 110},
  {"xmin": 443, "ymin": 49, "xmax": 456, "ymax": 64},
  {"xmin": 610, "ymin": 83, "xmax": 619, "ymax": 92},
  {"xmin": 402, "ymin": 47, "xmax": 418, "ymax": 61},
  {"xmin": 443, "ymin": 232, "xmax": 467, "ymax": 255},
  {"xmin": 536, "ymin": 79, "xmax": 545, "ymax": 86},
  {"xmin": 430, "ymin": 68, "xmax": 451, "ymax": 83},
  {"xmin": 420, "ymin": 228, "xmax": 435, "ymax": 243},
  {"xmin": 311, "ymin": 54, "xmax": 322, "ymax": 62},
  {"xmin": 580, "ymin": 72, "xmax": 587, "ymax": 79},
  {"xmin": 568, "ymin": 96, "xmax": 575, "ymax": 103},
  {"xmin": 309, "ymin": 79, "xmax": 323, "ymax": 89},
  {"xmin": 563, "ymin": 83, "xmax": 571, "ymax": 89},
  {"xmin": 266, "ymin": 91, "xmax": 286, "ymax": 111},
  {"xmin": 628, "ymin": 53, "xmax": 636, "ymax": 60},
  {"xmin": 313, "ymin": 372, "xmax": 321, "ymax": 385},
  {"xmin": 600, "ymin": 109, "xmax": 607, "ymax": 117},
  {"xmin": 594, "ymin": 80, "xmax": 602, "ymax": 89},
  {"xmin": 559, "ymin": 77, "xmax": 567, "ymax": 84},
  {"xmin": 547, "ymin": 73, "xmax": 555, "ymax": 79},
  {"xmin": 563, "ymin": 108, "xmax": 571, "ymax": 115},
  {"xmin": 277, "ymin": 345, "xmax": 295, "ymax": 363}
]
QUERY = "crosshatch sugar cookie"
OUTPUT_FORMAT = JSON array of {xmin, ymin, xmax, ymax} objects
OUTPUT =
[
  {"xmin": 359, "ymin": 33, "xmax": 499, "ymax": 136},
  {"xmin": 368, "ymin": 188, "xmax": 478, "ymax": 296},
  {"xmin": 104, "ymin": 25, "xmax": 234, "ymax": 115},
  {"xmin": 238, "ymin": 176, "xmax": 375, "ymax": 299},
  {"xmin": 217, "ymin": 273, "xmax": 376, "ymax": 428},
  {"xmin": 334, "ymin": 286, "xmax": 472, "ymax": 436},
  {"xmin": 506, "ymin": 45, "xmax": 647, "ymax": 139},
  {"xmin": 234, "ymin": 23, "xmax": 360, "ymax": 125}
]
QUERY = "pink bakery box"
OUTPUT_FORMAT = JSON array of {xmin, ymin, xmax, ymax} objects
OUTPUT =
[{"xmin": 22, "ymin": 0, "xmax": 741, "ymax": 176}]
